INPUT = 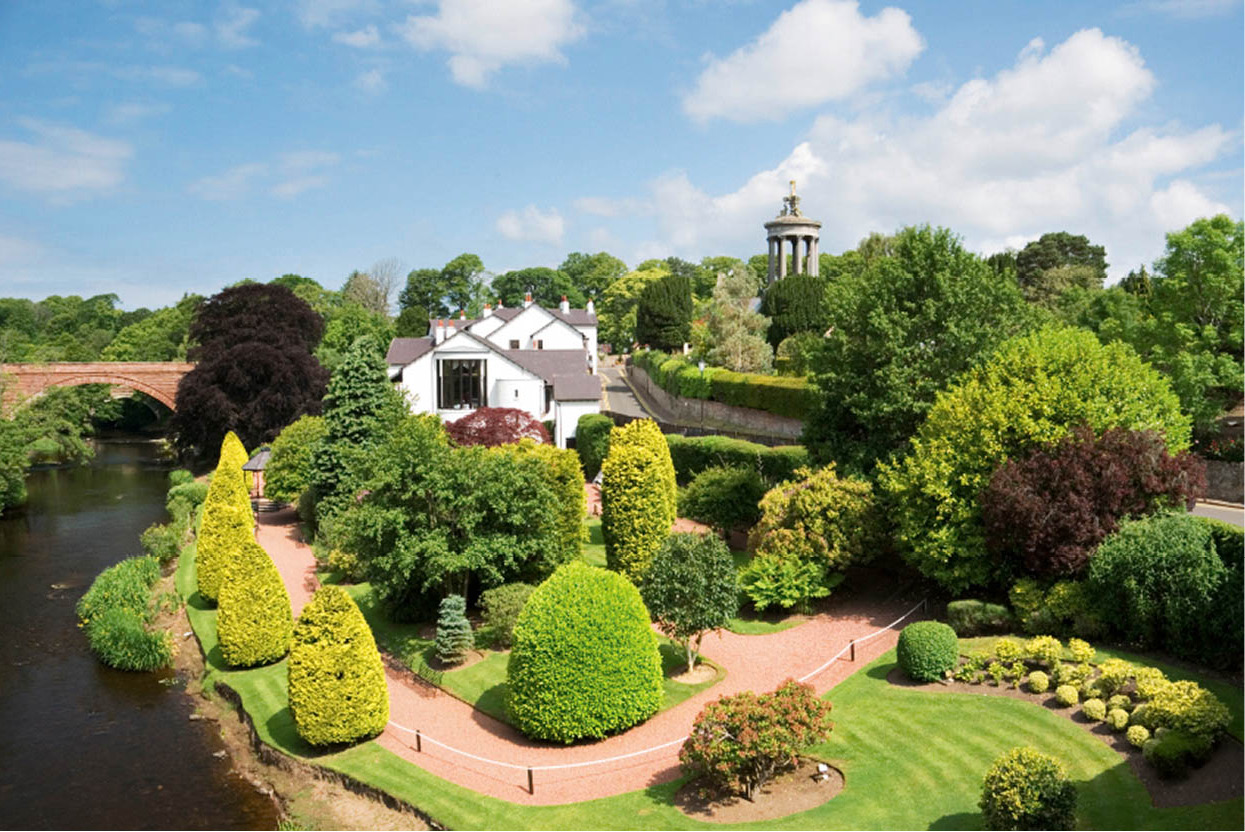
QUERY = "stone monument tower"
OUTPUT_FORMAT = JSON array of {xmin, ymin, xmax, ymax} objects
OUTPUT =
[{"xmin": 764, "ymin": 180, "xmax": 821, "ymax": 283}]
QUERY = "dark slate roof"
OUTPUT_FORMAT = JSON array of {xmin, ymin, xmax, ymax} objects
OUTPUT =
[
  {"xmin": 552, "ymin": 308, "xmax": 597, "ymax": 326},
  {"xmin": 490, "ymin": 307, "xmax": 522, "ymax": 321},
  {"xmin": 242, "ymin": 448, "xmax": 271, "ymax": 471},
  {"xmin": 386, "ymin": 337, "xmax": 433, "ymax": 365},
  {"xmin": 502, "ymin": 349, "xmax": 590, "ymax": 383},
  {"xmin": 552, "ymin": 373, "xmax": 602, "ymax": 401}
]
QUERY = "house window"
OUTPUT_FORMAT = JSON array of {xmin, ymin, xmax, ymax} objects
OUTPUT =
[
  {"xmin": 509, "ymin": 339, "xmax": 520, "ymax": 349},
  {"xmin": 535, "ymin": 339, "xmax": 544, "ymax": 350},
  {"xmin": 545, "ymin": 384, "xmax": 553, "ymax": 414},
  {"xmin": 438, "ymin": 359, "xmax": 486, "ymax": 410}
]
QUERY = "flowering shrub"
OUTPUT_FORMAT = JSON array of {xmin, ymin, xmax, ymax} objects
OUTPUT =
[{"xmin": 443, "ymin": 407, "xmax": 550, "ymax": 447}]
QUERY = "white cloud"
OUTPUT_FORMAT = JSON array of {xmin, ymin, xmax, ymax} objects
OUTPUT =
[
  {"xmin": 190, "ymin": 151, "xmax": 340, "ymax": 200},
  {"xmin": 271, "ymin": 176, "xmax": 329, "ymax": 199},
  {"xmin": 397, "ymin": 0, "xmax": 583, "ymax": 88},
  {"xmin": 106, "ymin": 101, "xmax": 170, "ymax": 125},
  {"xmin": 297, "ymin": 0, "xmax": 377, "ymax": 28},
  {"xmin": 188, "ymin": 162, "xmax": 268, "ymax": 200},
  {"xmin": 682, "ymin": 0, "xmax": 924, "ymax": 123},
  {"xmin": 354, "ymin": 68, "xmax": 387, "ymax": 94},
  {"xmin": 497, "ymin": 204, "xmax": 565, "ymax": 244},
  {"xmin": 614, "ymin": 29, "xmax": 1234, "ymax": 279},
  {"xmin": 0, "ymin": 119, "xmax": 132, "ymax": 197},
  {"xmin": 334, "ymin": 25, "xmax": 381, "ymax": 48},
  {"xmin": 1120, "ymin": 0, "xmax": 1239, "ymax": 17},
  {"xmin": 216, "ymin": 5, "xmax": 260, "ymax": 48}
]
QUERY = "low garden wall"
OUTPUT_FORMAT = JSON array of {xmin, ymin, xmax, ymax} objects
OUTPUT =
[
  {"xmin": 1204, "ymin": 460, "xmax": 1244, "ymax": 504},
  {"xmin": 627, "ymin": 364, "xmax": 803, "ymax": 441}
]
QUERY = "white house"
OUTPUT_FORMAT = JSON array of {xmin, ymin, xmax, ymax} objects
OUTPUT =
[{"xmin": 386, "ymin": 295, "xmax": 602, "ymax": 448}]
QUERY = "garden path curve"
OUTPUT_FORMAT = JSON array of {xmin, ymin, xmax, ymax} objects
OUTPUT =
[{"xmin": 257, "ymin": 509, "xmax": 924, "ymax": 806}]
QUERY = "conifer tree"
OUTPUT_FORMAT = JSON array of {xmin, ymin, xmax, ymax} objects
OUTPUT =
[{"xmin": 435, "ymin": 594, "xmax": 474, "ymax": 665}]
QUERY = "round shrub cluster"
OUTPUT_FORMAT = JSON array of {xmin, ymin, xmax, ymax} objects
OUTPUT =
[
  {"xmin": 994, "ymin": 637, "xmax": 1024, "ymax": 662},
  {"xmin": 1081, "ymin": 698, "xmax": 1106, "ymax": 721},
  {"xmin": 1107, "ymin": 708, "xmax": 1130, "ymax": 731},
  {"xmin": 1055, "ymin": 685, "xmax": 1079, "ymax": 707},
  {"xmin": 1127, "ymin": 725, "xmax": 1151, "ymax": 748},
  {"xmin": 1096, "ymin": 658, "xmax": 1133, "ymax": 694},
  {"xmin": 897, "ymin": 621, "xmax": 959, "ymax": 682},
  {"xmin": 1134, "ymin": 667, "xmax": 1169, "ymax": 700},
  {"xmin": 507, "ymin": 562, "xmax": 663, "ymax": 743},
  {"xmin": 217, "ymin": 539, "xmax": 293, "ymax": 668},
  {"xmin": 1067, "ymin": 638, "xmax": 1095, "ymax": 664},
  {"xmin": 979, "ymin": 746, "xmax": 1077, "ymax": 831},
  {"xmin": 288, "ymin": 586, "xmax": 389, "ymax": 746},
  {"xmin": 1107, "ymin": 694, "xmax": 1132, "ymax": 713},
  {"xmin": 1026, "ymin": 635, "xmax": 1063, "ymax": 667},
  {"xmin": 1145, "ymin": 680, "xmax": 1231, "ymax": 742},
  {"xmin": 1027, "ymin": 671, "xmax": 1049, "ymax": 694},
  {"xmin": 678, "ymin": 465, "xmax": 766, "ymax": 532}
]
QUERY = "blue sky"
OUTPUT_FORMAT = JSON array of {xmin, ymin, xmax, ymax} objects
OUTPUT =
[{"xmin": 0, "ymin": 0, "xmax": 1240, "ymax": 309}]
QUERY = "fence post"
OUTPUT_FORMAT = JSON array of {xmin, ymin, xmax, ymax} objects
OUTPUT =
[
  {"xmin": 850, "ymin": 640, "xmax": 855, "ymax": 662},
  {"xmin": 528, "ymin": 767, "xmax": 534, "ymax": 795},
  {"xmin": 922, "ymin": 597, "xmax": 928, "ymax": 614},
  {"xmin": 415, "ymin": 730, "xmax": 421, "ymax": 752}
]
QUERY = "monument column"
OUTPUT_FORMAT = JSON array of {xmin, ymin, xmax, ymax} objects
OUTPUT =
[{"xmin": 763, "ymin": 180, "xmax": 820, "ymax": 283}]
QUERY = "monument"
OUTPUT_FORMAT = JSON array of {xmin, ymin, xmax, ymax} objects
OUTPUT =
[{"xmin": 764, "ymin": 180, "xmax": 821, "ymax": 283}]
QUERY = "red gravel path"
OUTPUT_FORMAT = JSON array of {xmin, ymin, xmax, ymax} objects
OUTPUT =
[{"xmin": 257, "ymin": 510, "xmax": 922, "ymax": 805}]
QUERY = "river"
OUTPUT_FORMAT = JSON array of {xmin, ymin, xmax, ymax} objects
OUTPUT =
[{"xmin": 0, "ymin": 441, "xmax": 279, "ymax": 830}]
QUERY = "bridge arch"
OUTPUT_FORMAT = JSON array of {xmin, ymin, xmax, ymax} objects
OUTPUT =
[
  {"xmin": 40, "ymin": 375, "xmax": 178, "ymax": 411},
  {"xmin": 0, "ymin": 362, "xmax": 192, "ymax": 415}
]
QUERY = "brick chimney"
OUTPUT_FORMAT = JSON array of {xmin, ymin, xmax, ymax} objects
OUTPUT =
[
  {"xmin": 523, "ymin": 292, "xmax": 533, "ymax": 308},
  {"xmin": 482, "ymin": 302, "xmax": 493, "ymax": 318}
]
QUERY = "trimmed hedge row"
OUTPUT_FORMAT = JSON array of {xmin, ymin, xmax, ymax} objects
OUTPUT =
[
  {"xmin": 631, "ymin": 350, "xmax": 817, "ymax": 421},
  {"xmin": 665, "ymin": 433, "xmax": 809, "ymax": 485},
  {"xmin": 575, "ymin": 413, "xmax": 614, "ymax": 480}
]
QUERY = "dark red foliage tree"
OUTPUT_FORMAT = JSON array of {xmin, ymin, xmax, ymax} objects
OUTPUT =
[
  {"xmin": 172, "ymin": 284, "xmax": 329, "ymax": 459},
  {"xmin": 443, "ymin": 407, "xmax": 550, "ymax": 447},
  {"xmin": 982, "ymin": 426, "xmax": 1206, "ymax": 577}
]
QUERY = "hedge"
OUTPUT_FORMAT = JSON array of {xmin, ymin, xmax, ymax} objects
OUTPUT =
[
  {"xmin": 896, "ymin": 621, "xmax": 958, "ymax": 682},
  {"xmin": 288, "ymin": 585, "xmax": 389, "ymax": 746},
  {"xmin": 631, "ymin": 350, "xmax": 817, "ymax": 421},
  {"xmin": 507, "ymin": 562, "xmax": 663, "ymax": 742},
  {"xmin": 664, "ymin": 433, "xmax": 809, "ymax": 485},
  {"xmin": 946, "ymin": 599, "xmax": 1014, "ymax": 636},
  {"xmin": 601, "ymin": 443, "xmax": 671, "ymax": 581},
  {"xmin": 575, "ymin": 413, "xmax": 614, "ymax": 480},
  {"xmin": 217, "ymin": 539, "xmax": 293, "ymax": 668}
]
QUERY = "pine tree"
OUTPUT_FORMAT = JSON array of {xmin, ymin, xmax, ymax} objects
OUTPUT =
[{"xmin": 435, "ymin": 594, "xmax": 474, "ymax": 665}]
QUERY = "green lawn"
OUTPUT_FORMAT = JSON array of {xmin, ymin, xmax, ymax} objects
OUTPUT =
[
  {"xmin": 180, "ymin": 544, "xmax": 1240, "ymax": 830},
  {"xmin": 583, "ymin": 517, "xmax": 606, "ymax": 567}
]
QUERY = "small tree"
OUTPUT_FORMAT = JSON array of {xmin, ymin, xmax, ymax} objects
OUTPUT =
[
  {"xmin": 641, "ymin": 533, "xmax": 738, "ymax": 671},
  {"xmin": 760, "ymin": 274, "xmax": 827, "ymax": 348},
  {"xmin": 979, "ymin": 747, "xmax": 1077, "ymax": 830},
  {"xmin": 443, "ymin": 407, "xmax": 551, "ymax": 447},
  {"xmin": 264, "ymin": 415, "xmax": 327, "ymax": 503},
  {"xmin": 435, "ymin": 594, "xmax": 474, "ymax": 665},
  {"xmin": 705, "ymin": 265, "xmax": 772, "ymax": 373},
  {"xmin": 217, "ymin": 539, "xmax": 293, "ymax": 668},
  {"xmin": 680, "ymin": 679, "xmax": 833, "ymax": 801},
  {"xmin": 635, "ymin": 273, "xmax": 692, "ymax": 350}
]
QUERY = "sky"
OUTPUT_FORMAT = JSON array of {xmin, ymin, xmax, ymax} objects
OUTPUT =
[{"xmin": 0, "ymin": 0, "xmax": 1241, "ymax": 309}]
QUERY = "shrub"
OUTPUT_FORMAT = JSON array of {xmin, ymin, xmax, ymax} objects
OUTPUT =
[
  {"xmin": 979, "ymin": 747, "xmax": 1077, "ymax": 831},
  {"xmin": 749, "ymin": 464, "xmax": 877, "ymax": 575},
  {"xmin": 85, "ymin": 606, "xmax": 173, "ymax": 672},
  {"xmin": 221, "ymin": 430, "xmax": 249, "ymax": 470},
  {"xmin": 679, "ymin": 466, "xmax": 765, "ymax": 532},
  {"xmin": 1108, "ymin": 708, "xmax": 1130, "ymax": 731},
  {"xmin": 1096, "ymin": 659, "xmax": 1133, "ymax": 694},
  {"xmin": 738, "ymin": 552, "xmax": 835, "ymax": 613},
  {"xmin": 897, "ymin": 621, "xmax": 959, "ymax": 682},
  {"xmin": 1067, "ymin": 638, "xmax": 1095, "ymax": 664},
  {"xmin": 492, "ymin": 440, "xmax": 586, "ymax": 565},
  {"xmin": 434, "ymin": 594, "xmax": 474, "ymax": 665},
  {"xmin": 775, "ymin": 332, "xmax": 824, "ymax": 377},
  {"xmin": 680, "ymin": 679, "xmax": 833, "ymax": 801},
  {"xmin": 880, "ymin": 326, "xmax": 1190, "ymax": 594},
  {"xmin": 169, "ymin": 468, "xmax": 194, "ymax": 487},
  {"xmin": 995, "ymin": 638, "xmax": 1025, "ymax": 662},
  {"xmin": 288, "ymin": 585, "xmax": 389, "ymax": 746},
  {"xmin": 1026, "ymin": 636, "xmax": 1062, "ymax": 667},
  {"xmin": 217, "ymin": 540, "xmax": 293, "ymax": 668},
  {"xmin": 1082, "ymin": 698, "xmax": 1106, "ymax": 721},
  {"xmin": 709, "ymin": 369, "xmax": 816, "ymax": 420},
  {"xmin": 1027, "ymin": 671, "xmax": 1050, "ymax": 694},
  {"xmin": 946, "ymin": 600, "xmax": 1014, "ymax": 636},
  {"xmin": 1134, "ymin": 667, "xmax": 1169, "ymax": 700},
  {"xmin": 1107, "ymin": 694, "xmax": 1132, "ymax": 712},
  {"xmin": 609, "ymin": 419, "xmax": 676, "ymax": 519},
  {"xmin": 641, "ymin": 533, "xmax": 738, "ymax": 671},
  {"xmin": 1055, "ymin": 685, "xmax": 1079, "ymax": 707},
  {"xmin": 1143, "ymin": 730, "xmax": 1213, "ymax": 779},
  {"xmin": 664, "ymin": 434, "xmax": 810, "ymax": 485},
  {"xmin": 507, "ymin": 562, "xmax": 663, "ymax": 742},
  {"xmin": 479, "ymin": 583, "xmax": 534, "ymax": 650},
  {"xmin": 1088, "ymin": 513, "xmax": 1230, "ymax": 664},
  {"xmin": 601, "ymin": 443, "xmax": 672, "ymax": 581},
  {"xmin": 982, "ymin": 426, "xmax": 1204, "ymax": 577},
  {"xmin": 76, "ymin": 555, "xmax": 161, "ymax": 626},
  {"xmin": 1008, "ymin": 579, "xmax": 1101, "ymax": 638},
  {"xmin": 196, "ymin": 446, "xmax": 255, "ymax": 603},
  {"xmin": 167, "ymin": 480, "xmax": 208, "ymax": 514},
  {"xmin": 264, "ymin": 414, "xmax": 327, "ymax": 502},
  {"xmin": 1127, "ymin": 725, "xmax": 1151, "ymax": 748},
  {"xmin": 444, "ymin": 407, "xmax": 551, "ymax": 447},
  {"xmin": 140, "ymin": 522, "xmax": 181, "ymax": 566},
  {"xmin": 1145, "ymin": 680, "xmax": 1231, "ymax": 742},
  {"xmin": 575, "ymin": 413, "xmax": 614, "ymax": 480}
]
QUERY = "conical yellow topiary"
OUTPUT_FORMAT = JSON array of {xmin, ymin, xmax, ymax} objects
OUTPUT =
[
  {"xmin": 217, "ymin": 539, "xmax": 292, "ymax": 667},
  {"xmin": 220, "ymin": 430, "xmax": 249, "ymax": 470},
  {"xmin": 196, "ymin": 435, "xmax": 254, "ymax": 603},
  {"xmin": 608, "ymin": 419, "xmax": 676, "ymax": 526}
]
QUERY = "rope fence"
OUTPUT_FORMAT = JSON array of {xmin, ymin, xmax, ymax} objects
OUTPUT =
[{"xmin": 387, "ymin": 596, "xmax": 928, "ymax": 794}]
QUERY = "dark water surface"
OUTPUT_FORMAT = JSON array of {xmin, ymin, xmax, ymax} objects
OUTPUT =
[{"xmin": 0, "ymin": 441, "xmax": 279, "ymax": 830}]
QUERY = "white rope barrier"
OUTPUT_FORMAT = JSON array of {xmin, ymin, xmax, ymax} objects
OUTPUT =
[{"xmin": 385, "ymin": 596, "xmax": 928, "ymax": 787}]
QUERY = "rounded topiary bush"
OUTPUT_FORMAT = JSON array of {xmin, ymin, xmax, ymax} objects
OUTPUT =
[
  {"xmin": 507, "ymin": 562, "xmax": 663, "ymax": 743},
  {"xmin": 1027, "ymin": 671, "xmax": 1050, "ymax": 694},
  {"xmin": 1082, "ymin": 698, "xmax": 1106, "ymax": 721},
  {"xmin": 288, "ymin": 585, "xmax": 389, "ymax": 746},
  {"xmin": 979, "ymin": 746, "xmax": 1077, "ymax": 831},
  {"xmin": 217, "ymin": 540, "xmax": 292, "ymax": 668},
  {"xmin": 1108, "ymin": 708, "xmax": 1130, "ymax": 731},
  {"xmin": 897, "ymin": 621, "xmax": 959, "ymax": 682},
  {"xmin": 1107, "ymin": 694, "xmax": 1132, "ymax": 712},
  {"xmin": 601, "ymin": 443, "xmax": 672, "ymax": 580},
  {"xmin": 1055, "ymin": 685, "xmax": 1079, "ymax": 707},
  {"xmin": 1128, "ymin": 725, "xmax": 1151, "ymax": 748},
  {"xmin": 609, "ymin": 418, "xmax": 676, "ymax": 521}
]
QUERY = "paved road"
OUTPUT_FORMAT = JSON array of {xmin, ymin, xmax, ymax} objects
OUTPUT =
[
  {"xmin": 1192, "ymin": 502, "xmax": 1244, "ymax": 528},
  {"xmin": 598, "ymin": 364, "xmax": 651, "ymax": 420}
]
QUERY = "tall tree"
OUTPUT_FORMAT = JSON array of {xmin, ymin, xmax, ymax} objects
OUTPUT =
[
  {"xmin": 101, "ymin": 294, "xmax": 201, "ymax": 361},
  {"xmin": 635, "ymin": 273, "xmax": 692, "ymax": 351},
  {"xmin": 760, "ymin": 274, "xmax": 828, "ymax": 348},
  {"xmin": 705, "ymin": 265, "xmax": 772, "ymax": 372},
  {"xmin": 440, "ymin": 253, "xmax": 489, "ymax": 316},
  {"xmin": 342, "ymin": 271, "xmax": 390, "ymax": 317},
  {"xmin": 599, "ymin": 267, "xmax": 665, "ymax": 349},
  {"xmin": 559, "ymin": 251, "xmax": 627, "ymax": 299},
  {"xmin": 1015, "ymin": 231, "xmax": 1107, "ymax": 305},
  {"xmin": 492, "ymin": 267, "xmax": 584, "ymax": 308}
]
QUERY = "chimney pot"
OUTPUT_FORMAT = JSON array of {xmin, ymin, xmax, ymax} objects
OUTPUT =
[{"xmin": 523, "ymin": 292, "xmax": 533, "ymax": 308}]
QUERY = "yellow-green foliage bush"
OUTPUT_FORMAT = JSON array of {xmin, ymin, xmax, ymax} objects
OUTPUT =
[
  {"xmin": 1082, "ymin": 698, "xmax": 1107, "ymax": 721},
  {"xmin": 1067, "ymin": 638, "xmax": 1095, "ymax": 664},
  {"xmin": 1055, "ymin": 685, "xmax": 1079, "ymax": 707},
  {"xmin": 288, "ymin": 585, "xmax": 389, "ymax": 746},
  {"xmin": 1026, "ymin": 635, "xmax": 1063, "ymax": 667},
  {"xmin": 196, "ymin": 438, "xmax": 254, "ymax": 603},
  {"xmin": 1108, "ymin": 708, "xmax": 1130, "ymax": 731},
  {"xmin": 217, "ymin": 539, "xmax": 292, "ymax": 667},
  {"xmin": 748, "ymin": 464, "xmax": 876, "ymax": 572},
  {"xmin": 609, "ymin": 419, "xmax": 676, "ymax": 524},
  {"xmin": 1027, "ymin": 671, "xmax": 1049, "ymax": 694},
  {"xmin": 601, "ymin": 443, "xmax": 671, "ymax": 580},
  {"xmin": 994, "ymin": 637, "xmax": 1024, "ymax": 662},
  {"xmin": 221, "ymin": 430, "xmax": 249, "ymax": 469},
  {"xmin": 1096, "ymin": 658, "xmax": 1134, "ymax": 694},
  {"xmin": 493, "ymin": 439, "xmax": 586, "ymax": 565},
  {"xmin": 507, "ymin": 562, "xmax": 663, "ymax": 743},
  {"xmin": 1144, "ymin": 680, "xmax": 1231, "ymax": 742}
]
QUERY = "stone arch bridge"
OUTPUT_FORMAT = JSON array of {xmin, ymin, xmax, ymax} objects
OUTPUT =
[{"xmin": 0, "ymin": 362, "xmax": 193, "ymax": 414}]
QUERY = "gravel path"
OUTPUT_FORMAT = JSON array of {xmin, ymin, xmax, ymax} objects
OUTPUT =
[{"xmin": 258, "ymin": 510, "xmax": 923, "ymax": 805}]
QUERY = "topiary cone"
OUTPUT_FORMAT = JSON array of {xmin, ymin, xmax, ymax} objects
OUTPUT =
[
  {"xmin": 288, "ymin": 585, "xmax": 389, "ymax": 746},
  {"xmin": 196, "ymin": 440, "xmax": 254, "ymax": 603},
  {"xmin": 217, "ymin": 539, "xmax": 293, "ymax": 668}
]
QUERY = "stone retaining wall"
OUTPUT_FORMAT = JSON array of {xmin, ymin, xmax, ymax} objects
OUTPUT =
[
  {"xmin": 627, "ymin": 364, "xmax": 803, "ymax": 441},
  {"xmin": 1205, "ymin": 460, "xmax": 1244, "ymax": 504}
]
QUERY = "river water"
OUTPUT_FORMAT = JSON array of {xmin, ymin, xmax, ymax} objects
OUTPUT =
[{"xmin": 0, "ymin": 441, "xmax": 279, "ymax": 830}]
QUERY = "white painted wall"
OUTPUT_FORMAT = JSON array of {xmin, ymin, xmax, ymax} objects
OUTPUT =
[
  {"xmin": 555, "ymin": 399, "xmax": 602, "ymax": 449},
  {"xmin": 487, "ymin": 306, "xmax": 555, "ymax": 349},
  {"xmin": 397, "ymin": 334, "xmax": 552, "ymax": 422}
]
